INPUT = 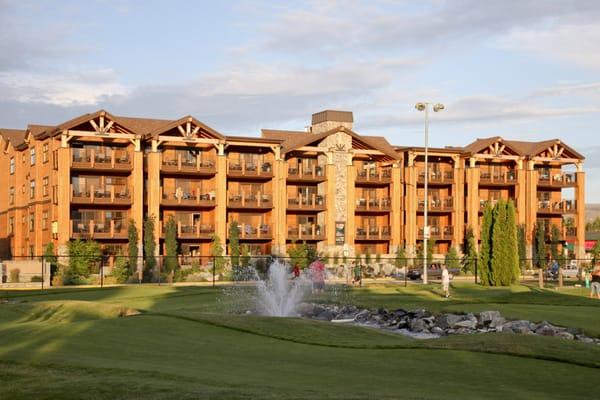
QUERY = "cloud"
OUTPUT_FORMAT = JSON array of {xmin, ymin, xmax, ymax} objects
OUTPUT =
[{"xmin": 529, "ymin": 82, "xmax": 600, "ymax": 98}]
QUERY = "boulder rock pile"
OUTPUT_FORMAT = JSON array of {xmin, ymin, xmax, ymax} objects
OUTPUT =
[{"xmin": 296, "ymin": 303, "xmax": 600, "ymax": 344}]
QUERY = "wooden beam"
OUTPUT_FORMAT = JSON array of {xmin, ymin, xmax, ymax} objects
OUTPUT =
[
  {"xmin": 532, "ymin": 156, "xmax": 580, "ymax": 164},
  {"xmin": 66, "ymin": 130, "xmax": 136, "ymax": 140},
  {"xmin": 473, "ymin": 154, "xmax": 520, "ymax": 161},
  {"xmin": 156, "ymin": 135, "xmax": 219, "ymax": 145},
  {"xmin": 177, "ymin": 125, "xmax": 186, "ymax": 136}
]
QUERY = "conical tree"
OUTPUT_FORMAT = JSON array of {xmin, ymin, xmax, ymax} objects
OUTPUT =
[
  {"xmin": 462, "ymin": 226, "xmax": 477, "ymax": 274},
  {"xmin": 478, "ymin": 202, "xmax": 493, "ymax": 285},
  {"xmin": 534, "ymin": 224, "xmax": 547, "ymax": 269},
  {"xmin": 229, "ymin": 221, "xmax": 240, "ymax": 269},
  {"xmin": 517, "ymin": 224, "xmax": 527, "ymax": 271},
  {"xmin": 164, "ymin": 217, "xmax": 179, "ymax": 274},
  {"xmin": 490, "ymin": 199, "xmax": 507, "ymax": 285},
  {"xmin": 506, "ymin": 200, "xmax": 520, "ymax": 283}
]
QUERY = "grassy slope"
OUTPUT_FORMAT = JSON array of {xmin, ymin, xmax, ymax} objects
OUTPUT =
[{"xmin": 0, "ymin": 284, "xmax": 599, "ymax": 399}]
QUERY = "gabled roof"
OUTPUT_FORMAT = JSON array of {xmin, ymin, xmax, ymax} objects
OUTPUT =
[
  {"xmin": 146, "ymin": 115, "xmax": 225, "ymax": 140},
  {"xmin": 48, "ymin": 109, "xmax": 140, "ymax": 136},
  {"xmin": 116, "ymin": 116, "xmax": 174, "ymax": 135},
  {"xmin": 504, "ymin": 139, "xmax": 584, "ymax": 160},
  {"xmin": 261, "ymin": 129, "xmax": 306, "ymax": 141},
  {"xmin": 463, "ymin": 136, "xmax": 524, "ymax": 156},
  {"xmin": 0, "ymin": 128, "xmax": 26, "ymax": 148},
  {"xmin": 280, "ymin": 125, "xmax": 400, "ymax": 160},
  {"xmin": 28, "ymin": 124, "xmax": 54, "ymax": 139}
]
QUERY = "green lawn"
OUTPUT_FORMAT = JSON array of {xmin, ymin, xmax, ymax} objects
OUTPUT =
[{"xmin": 0, "ymin": 283, "xmax": 599, "ymax": 399}]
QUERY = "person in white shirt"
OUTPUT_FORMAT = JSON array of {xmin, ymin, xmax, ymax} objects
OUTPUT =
[{"xmin": 441, "ymin": 265, "xmax": 451, "ymax": 298}]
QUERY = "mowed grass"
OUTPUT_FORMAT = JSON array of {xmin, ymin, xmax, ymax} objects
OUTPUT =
[{"xmin": 0, "ymin": 283, "xmax": 599, "ymax": 399}]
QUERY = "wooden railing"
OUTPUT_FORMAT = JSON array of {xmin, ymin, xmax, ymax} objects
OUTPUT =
[
  {"xmin": 71, "ymin": 148, "xmax": 131, "ymax": 169},
  {"xmin": 161, "ymin": 153, "xmax": 216, "ymax": 174},
  {"xmin": 228, "ymin": 192, "xmax": 273, "ymax": 208},
  {"xmin": 287, "ymin": 165, "xmax": 325, "ymax": 181},
  {"xmin": 287, "ymin": 224, "xmax": 325, "ymax": 240},
  {"xmin": 71, "ymin": 219, "xmax": 127, "ymax": 239},
  {"xmin": 538, "ymin": 172, "xmax": 577, "ymax": 187},
  {"xmin": 418, "ymin": 225, "xmax": 454, "ymax": 240},
  {"xmin": 418, "ymin": 170, "xmax": 454, "ymax": 184},
  {"xmin": 418, "ymin": 197, "xmax": 453, "ymax": 212},
  {"xmin": 160, "ymin": 188, "xmax": 216, "ymax": 207},
  {"xmin": 71, "ymin": 184, "xmax": 131, "ymax": 205},
  {"xmin": 162, "ymin": 222, "xmax": 215, "ymax": 238},
  {"xmin": 227, "ymin": 161, "xmax": 273, "ymax": 178},
  {"xmin": 537, "ymin": 200, "xmax": 577, "ymax": 213},
  {"xmin": 355, "ymin": 197, "xmax": 391, "ymax": 211},
  {"xmin": 479, "ymin": 171, "xmax": 517, "ymax": 184},
  {"xmin": 228, "ymin": 224, "xmax": 272, "ymax": 239},
  {"xmin": 356, "ymin": 168, "xmax": 392, "ymax": 183},
  {"xmin": 287, "ymin": 194, "xmax": 326, "ymax": 210},
  {"xmin": 355, "ymin": 226, "xmax": 391, "ymax": 240}
]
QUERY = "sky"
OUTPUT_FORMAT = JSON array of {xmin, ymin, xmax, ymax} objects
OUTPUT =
[{"xmin": 1, "ymin": 0, "xmax": 599, "ymax": 200}]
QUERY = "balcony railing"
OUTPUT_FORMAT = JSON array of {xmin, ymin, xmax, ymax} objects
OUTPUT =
[
  {"xmin": 355, "ymin": 226, "xmax": 391, "ymax": 240},
  {"xmin": 227, "ymin": 192, "xmax": 273, "ymax": 208},
  {"xmin": 227, "ymin": 161, "xmax": 273, "ymax": 178},
  {"xmin": 418, "ymin": 197, "xmax": 453, "ymax": 212},
  {"xmin": 356, "ymin": 168, "xmax": 392, "ymax": 184},
  {"xmin": 71, "ymin": 185, "xmax": 131, "ymax": 205},
  {"xmin": 418, "ymin": 225, "xmax": 454, "ymax": 240},
  {"xmin": 161, "ymin": 188, "xmax": 216, "ymax": 207},
  {"xmin": 287, "ymin": 224, "xmax": 325, "ymax": 240},
  {"xmin": 229, "ymin": 224, "xmax": 272, "ymax": 239},
  {"xmin": 71, "ymin": 148, "xmax": 131, "ymax": 170},
  {"xmin": 355, "ymin": 197, "xmax": 391, "ymax": 211},
  {"xmin": 161, "ymin": 154, "xmax": 216, "ymax": 174},
  {"xmin": 537, "ymin": 200, "xmax": 577, "ymax": 213},
  {"xmin": 71, "ymin": 219, "xmax": 127, "ymax": 239},
  {"xmin": 287, "ymin": 194, "xmax": 326, "ymax": 210},
  {"xmin": 418, "ymin": 170, "xmax": 454, "ymax": 184},
  {"xmin": 287, "ymin": 165, "xmax": 326, "ymax": 181},
  {"xmin": 538, "ymin": 172, "xmax": 577, "ymax": 187},
  {"xmin": 162, "ymin": 222, "xmax": 215, "ymax": 239},
  {"xmin": 480, "ymin": 171, "xmax": 517, "ymax": 184}
]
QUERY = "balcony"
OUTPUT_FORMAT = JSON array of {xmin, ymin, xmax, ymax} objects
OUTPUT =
[
  {"xmin": 356, "ymin": 168, "xmax": 392, "ymax": 184},
  {"xmin": 230, "ymin": 224, "xmax": 272, "ymax": 240},
  {"xmin": 538, "ymin": 172, "xmax": 577, "ymax": 188},
  {"xmin": 563, "ymin": 226, "xmax": 577, "ymax": 240},
  {"xmin": 227, "ymin": 192, "xmax": 273, "ymax": 209},
  {"xmin": 162, "ymin": 222, "xmax": 215, "ymax": 239},
  {"xmin": 161, "ymin": 188, "xmax": 216, "ymax": 208},
  {"xmin": 227, "ymin": 161, "xmax": 273, "ymax": 180},
  {"xmin": 287, "ymin": 194, "xmax": 326, "ymax": 211},
  {"xmin": 71, "ymin": 219, "xmax": 128, "ymax": 239},
  {"xmin": 355, "ymin": 226, "xmax": 391, "ymax": 240},
  {"xmin": 479, "ymin": 171, "xmax": 517, "ymax": 185},
  {"xmin": 287, "ymin": 165, "xmax": 326, "ymax": 182},
  {"xmin": 161, "ymin": 154, "xmax": 216, "ymax": 175},
  {"xmin": 287, "ymin": 224, "xmax": 325, "ymax": 241},
  {"xmin": 355, "ymin": 197, "xmax": 391, "ymax": 212},
  {"xmin": 71, "ymin": 148, "xmax": 131, "ymax": 171},
  {"xmin": 71, "ymin": 185, "xmax": 131, "ymax": 205},
  {"xmin": 418, "ymin": 197, "xmax": 453, "ymax": 212},
  {"xmin": 418, "ymin": 170, "xmax": 454, "ymax": 185},
  {"xmin": 537, "ymin": 200, "xmax": 577, "ymax": 214},
  {"xmin": 418, "ymin": 225, "xmax": 454, "ymax": 240}
]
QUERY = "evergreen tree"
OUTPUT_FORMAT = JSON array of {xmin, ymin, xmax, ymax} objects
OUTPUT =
[
  {"xmin": 445, "ymin": 247, "xmax": 461, "ymax": 270},
  {"xmin": 462, "ymin": 227, "xmax": 477, "ymax": 274},
  {"xmin": 478, "ymin": 202, "xmax": 494, "ymax": 285},
  {"xmin": 394, "ymin": 246, "xmax": 407, "ymax": 270},
  {"xmin": 490, "ymin": 199, "xmax": 507, "ymax": 285},
  {"xmin": 506, "ymin": 200, "xmax": 520, "ymax": 283},
  {"xmin": 534, "ymin": 224, "xmax": 547, "ymax": 269},
  {"xmin": 164, "ymin": 217, "xmax": 179, "ymax": 274},
  {"xmin": 210, "ymin": 234, "xmax": 225, "ymax": 275},
  {"xmin": 127, "ymin": 219, "xmax": 139, "ymax": 275},
  {"xmin": 229, "ymin": 221, "xmax": 240, "ymax": 268},
  {"xmin": 517, "ymin": 224, "xmax": 527, "ymax": 271},
  {"xmin": 143, "ymin": 215, "xmax": 156, "ymax": 281},
  {"xmin": 241, "ymin": 244, "xmax": 251, "ymax": 268},
  {"xmin": 550, "ymin": 224, "xmax": 565, "ymax": 267}
]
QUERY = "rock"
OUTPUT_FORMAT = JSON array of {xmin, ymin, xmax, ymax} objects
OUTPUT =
[
  {"xmin": 453, "ymin": 314, "xmax": 478, "ymax": 330},
  {"xmin": 422, "ymin": 316, "xmax": 435, "ymax": 326},
  {"xmin": 410, "ymin": 309, "xmax": 431, "ymax": 319},
  {"xmin": 535, "ymin": 323, "xmax": 557, "ymax": 336},
  {"xmin": 504, "ymin": 320, "xmax": 532, "ymax": 334},
  {"xmin": 556, "ymin": 331, "xmax": 575, "ymax": 340},
  {"xmin": 409, "ymin": 318, "xmax": 427, "ymax": 332},
  {"xmin": 314, "ymin": 310, "xmax": 334, "ymax": 321},
  {"xmin": 479, "ymin": 311, "xmax": 501, "ymax": 324},
  {"xmin": 393, "ymin": 309, "xmax": 408, "ymax": 318},
  {"xmin": 489, "ymin": 316, "xmax": 506, "ymax": 329},
  {"xmin": 575, "ymin": 335, "xmax": 595, "ymax": 344},
  {"xmin": 431, "ymin": 326, "xmax": 445, "ymax": 335},
  {"xmin": 455, "ymin": 327, "xmax": 471, "ymax": 334},
  {"xmin": 435, "ymin": 314, "xmax": 463, "ymax": 329},
  {"xmin": 396, "ymin": 319, "xmax": 408, "ymax": 329},
  {"xmin": 354, "ymin": 309, "xmax": 371, "ymax": 323}
]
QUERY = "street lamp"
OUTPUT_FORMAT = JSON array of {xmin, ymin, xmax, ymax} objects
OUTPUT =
[{"xmin": 415, "ymin": 102, "xmax": 444, "ymax": 284}]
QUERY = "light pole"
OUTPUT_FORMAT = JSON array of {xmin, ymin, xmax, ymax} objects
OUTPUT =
[{"xmin": 415, "ymin": 102, "xmax": 444, "ymax": 284}]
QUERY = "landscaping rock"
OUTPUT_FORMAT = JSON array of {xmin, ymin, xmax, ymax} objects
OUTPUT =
[
  {"xmin": 435, "ymin": 313, "xmax": 463, "ymax": 329},
  {"xmin": 489, "ymin": 316, "xmax": 506, "ymax": 329},
  {"xmin": 575, "ymin": 335, "xmax": 595, "ymax": 344},
  {"xmin": 479, "ymin": 310, "xmax": 501, "ymax": 324},
  {"xmin": 535, "ymin": 323, "xmax": 557, "ymax": 336},
  {"xmin": 409, "ymin": 318, "xmax": 427, "ymax": 332},
  {"xmin": 431, "ymin": 326, "xmax": 445, "ymax": 335},
  {"xmin": 454, "ymin": 314, "xmax": 478, "ymax": 330},
  {"xmin": 504, "ymin": 320, "xmax": 532, "ymax": 334},
  {"xmin": 556, "ymin": 331, "xmax": 575, "ymax": 340}
]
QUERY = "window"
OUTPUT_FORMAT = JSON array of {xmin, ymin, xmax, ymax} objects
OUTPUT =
[
  {"xmin": 9, "ymin": 187, "xmax": 14, "ymax": 205},
  {"xmin": 30, "ymin": 147, "xmax": 36, "ymax": 165},
  {"xmin": 9, "ymin": 157, "xmax": 14, "ymax": 174},
  {"xmin": 30, "ymin": 180, "xmax": 36, "ymax": 199},
  {"xmin": 42, "ymin": 177, "xmax": 49, "ymax": 197},
  {"xmin": 8, "ymin": 217, "xmax": 14, "ymax": 234},
  {"xmin": 42, "ymin": 143, "xmax": 49, "ymax": 163},
  {"xmin": 28, "ymin": 213, "xmax": 35, "ymax": 232},
  {"xmin": 42, "ymin": 211, "xmax": 49, "ymax": 230},
  {"xmin": 22, "ymin": 153, "xmax": 26, "ymax": 163}
]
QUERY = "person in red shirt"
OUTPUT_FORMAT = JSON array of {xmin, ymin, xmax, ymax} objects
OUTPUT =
[
  {"xmin": 309, "ymin": 257, "xmax": 326, "ymax": 293},
  {"xmin": 292, "ymin": 263, "xmax": 301, "ymax": 279}
]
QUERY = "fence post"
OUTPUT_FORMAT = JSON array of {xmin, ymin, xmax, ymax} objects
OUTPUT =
[
  {"xmin": 212, "ymin": 256, "xmax": 216, "ymax": 288},
  {"xmin": 41, "ymin": 258, "xmax": 44, "ymax": 290}
]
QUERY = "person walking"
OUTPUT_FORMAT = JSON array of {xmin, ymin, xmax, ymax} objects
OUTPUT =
[
  {"xmin": 590, "ymin": 267, "xmax": 600, "ymax": 299},
  {"xmin": 309, "ymin": 257, "xmax": 326, "ymax": 294},
  {"xmin": 352, "ymin": 261, "xmax": 362, "ymax": 287},
  {"xmin": 441, "ymin": 265, "xmax": 451, "ymax": 298}
]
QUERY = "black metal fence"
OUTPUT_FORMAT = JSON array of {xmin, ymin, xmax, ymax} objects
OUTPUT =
[{"xmin": 0, "ymin": 255, "xmax": 594, "ymax": 289}]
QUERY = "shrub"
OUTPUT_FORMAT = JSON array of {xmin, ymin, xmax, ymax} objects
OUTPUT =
[
  {"xmin": 164, "ymin": 217, "xmax": 179, "ymax": 274},
  {"xmin": 127, "ymin": 219, "xmax": 139, "ymax": 275},
  {"xmin": 9, "ymin": 268, "xmax": 20, "ymax": 283},
  {"xmin": 445, "ymin": 247, "xmax": 461, "ymax": 270},
  {"xmin": 143, "ymin": 215, "xmax": 157, "ymax": 281},
  {"xmin": 112, "ymin": 256, "xmax": 131, "ymax": 284},
  {"xmin": 67, "ymin": 239, "xmax": 101, "ymax": 280}
]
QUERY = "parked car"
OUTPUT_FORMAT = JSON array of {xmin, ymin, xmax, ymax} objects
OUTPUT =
[{"xmin": 407, "ymin": 264, "xmax": 460, "ymax": 280}]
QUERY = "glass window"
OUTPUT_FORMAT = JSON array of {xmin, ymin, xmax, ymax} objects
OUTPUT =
[
  {"xmin": 42, "ymin": 177, "xmax": 49, "ymax": 197},
  {"xmin": 30, "ymin": 180, "xmax": 36, "ymax": 199},
  {"xmin": 9, "ymin": 187, "xmax": 14, "ymax": 205},
  {"xmin": 28, "ymin": 213, "xmax": 35, "ymax": 231},
  {"xmin": 42, "ymin": 211, "xmax": 49, "ymax": 230},
  {"xmin": 42, "ymin": 143, "xmax": 49, "ymax": 163},
  {"xmin": 9, "ymin": 157, "xmax": 14, "ymax": 174},
  {"xmin": 30, "ymin": 147, "xmax": 36, "ymax": 165}
]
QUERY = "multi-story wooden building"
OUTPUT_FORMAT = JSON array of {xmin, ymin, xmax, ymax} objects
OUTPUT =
[{"xmin": 0, "ymin": 109, "xmax": 586, "ymax": 264}]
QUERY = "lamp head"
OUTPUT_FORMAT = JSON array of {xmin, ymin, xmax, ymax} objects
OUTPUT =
[
  {"xmin": 415, "ymin": 102, "xmax": 427, "ymax": 111},
  {"xmin": 433, "ymin": 103, "xmax": 445, "ymax": 112}
]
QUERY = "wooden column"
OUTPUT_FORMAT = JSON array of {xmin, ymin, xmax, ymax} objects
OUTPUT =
[
  {"xmin": 215, "ymin": 144, "xmax": 227, "ymax": 250},
  {"xmin": 272, "ymin": 155, "xmax": 286, "ymax": 255},
  {"xmin": 346, "ymin": 157, "xmax": 356, "ymax": 248},
  {"xmin": 147, "ymin": 140, "xmax": 161, "ymax": 256},
  {"xmin": 525, "ymin": 160, "xmax": 538, "ymax": 260},
  {"xmin": 326, "ymin": 158, "xmax": 336, "ymax": 247},
  {"xmin": 452, "ymin": 156, "xmax": 464, "ymax": 251},
  {"xmin": 391, "ymin": 162, "xmax": 402, "ymax": 252},
  {"xmin": 57, "ymin": 135, "xmax": 71, "ymax": 255},
  {"xmin": 465, "ymin": 158, "xmax": 480, "ymax": 245},
  {"xmin": 404, "ymin": 154, "xmax": 417, "ymax": 257},
  {"xmin": 131, "ymin": 138, "xmax": 144, "ymax": 275},
  {"xmin": 576, "ymin": 166, "xmax": 586, "ymax": 260}
]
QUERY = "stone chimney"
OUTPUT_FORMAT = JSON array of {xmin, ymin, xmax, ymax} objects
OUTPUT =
[{"xmin": 310, "ymin": 110, "xmax": 353, "ymax": 134}]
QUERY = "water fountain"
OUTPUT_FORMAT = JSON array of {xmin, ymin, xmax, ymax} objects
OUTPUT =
[{"xmin": 255, "ymin": 260, "xmax": 311, "ymax": 317}]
